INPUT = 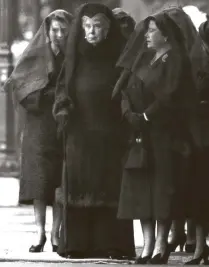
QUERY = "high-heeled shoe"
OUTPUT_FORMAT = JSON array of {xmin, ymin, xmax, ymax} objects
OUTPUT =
[
  {"xmin": 135, "ymin": 254, "xmax": 152, "ymax": 264},
  {"xmin": 168, "ymin": 234, "xmax": 186, "ymax": 252},
  {"xmin": 29, "ymin": 236, "xmax": 46, "ymax": 253},
  {"xmin": 184, "ymin": 245, "xmax": 209, "ymax": 265},
  {"xmin": 148, "ymin": 247, "xmax": 170, "ymax": 264},
  {"xmin": 52, "ymin": 245, "xmax": 58, "ymax": 252},
  {"xmin": 185, "ymin": 243, "xmax": 196, "ymax": 253}
]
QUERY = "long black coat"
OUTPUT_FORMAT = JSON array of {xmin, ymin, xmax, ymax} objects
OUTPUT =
[
  {"xmin": 117, "ymin": 50, "xmax": 197, "ymax": 220},
  {"xmin": 55, "ymin": 43, "xmax": 127, "ymax": 208},
  {"xmin": 19, "ymin": 55, "xmax": 64, "ymax": 205},
  {"xmin": 186, "ymin": 42, "xmax": 209, "ymax": 222}
]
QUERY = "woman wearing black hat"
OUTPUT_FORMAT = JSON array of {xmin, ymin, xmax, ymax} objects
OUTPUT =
[
  {"xmin": 184, "ymin": 19, "xmax": 209, "ymax": 265},
  {"xmin": 113, "ymin": 10, "xmax": 198, "ymax": 264},
  {"xmin": 53, "ymin": 3, "xmax": 135, "ymax": 260},
  {"xmin": 112, "ymin": 8, "xmax": 136, "ymax": 40}
]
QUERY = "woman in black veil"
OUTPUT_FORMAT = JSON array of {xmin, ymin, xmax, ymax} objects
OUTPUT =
[
  {"xmin": 53, "ymin": 3, "xmax": 135, "ymax": 260},
  {"xmin": 183, "ymin": 18, "xmax": 209, "ymax": 265},
  {"xmin": 4, "ymin": 10, "xmax": 73, "ymax": 252},
  {"xmin": 113, "ymin": 10, "xmax": 198, "ymax": 264}
]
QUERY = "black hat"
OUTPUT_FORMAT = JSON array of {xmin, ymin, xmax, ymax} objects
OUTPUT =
[{"xmin": 199, "ymin": 19, "xmax": 209, "ymax": 46}]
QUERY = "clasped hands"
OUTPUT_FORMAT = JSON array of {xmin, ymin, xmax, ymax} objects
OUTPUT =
[{"xmin": 125, "ymin": 111, "xmax": 147, "ymax": 130}]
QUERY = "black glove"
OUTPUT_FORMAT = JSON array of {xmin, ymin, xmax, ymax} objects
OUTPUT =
[
  {"xmin": 20, "ymin": 90, "xmax": 42, "ymax": 115},
  {"xmin": 125, "ymin": 111, "xmax": 146, "ymax": 130}
]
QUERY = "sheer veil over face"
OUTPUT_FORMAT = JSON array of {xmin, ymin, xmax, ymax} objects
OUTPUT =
[
  {"xmin": 62, "ymin": 3, "xmax": 124, "ymax": 95},
  {"xmin": 116, "ymin": 7, "xmax": 197, "ymax": 72},
  {"xmin": 4, "ymin": 9, "xmax": 73, "ymax": 104}
]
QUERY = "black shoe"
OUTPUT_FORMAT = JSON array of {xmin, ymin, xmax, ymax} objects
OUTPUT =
[
  {"xmin": 168, "ymin": 234, "xmax": 186, "ymax": 252},
  {"xmin": 52, "ymin": 245, "xmax": 58, "ymax": 252},
  {"xmin": 185, "ymin": 243, "xmax": 196, "ymax": 253},
  {"xmin": 135, "ymin": 254, "xmax": 152, "ymax": 264},
  {"xmin": 148, "ymin": 248, "xmax": 170, "ymax": 264},
  {"xmin": 67, "ymin": 251, "xmax": 86, "ymax": 259},
  {"xmin": 29, "ymin": 236, "xmax": 46, "ymax": 253},
  {"xmin": 184, "ymin": 245, "xmax": 209, "ymax": 265},
  {"xmin": 106, "ymin": 250, "xmax": 134, "ymax": 260}
]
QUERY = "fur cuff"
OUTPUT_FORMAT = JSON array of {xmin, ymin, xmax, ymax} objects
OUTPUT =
[{"xmin": 55, "ymin": 187, "xmax": 118, "ymax": 208}]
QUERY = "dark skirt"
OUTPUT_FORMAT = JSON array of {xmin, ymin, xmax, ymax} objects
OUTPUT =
[
  {"xmin": 186, "ymin": 147, "xmax": 209, "ymax": 223},
  {"xmin": 57, "ymin": 207, "xmax": 135, "ymax": 258},
  {"xmin": 59, "ymin": 128, "xmax": 125, "ymax": 207},
  {"xmin": 19, "ymin": 104, "xmax": 63, "ymax": 205},
  {"xmin": 118, "ymin": 128, "xmax": 189, "ymax": 220}
]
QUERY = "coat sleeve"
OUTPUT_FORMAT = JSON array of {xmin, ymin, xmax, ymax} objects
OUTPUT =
[
  {"xmin": 52, "ymin": 61, "xmax": 74, "ymax": 119},
  {"xmin": 144, "ymin": 53, "xmax": 192, "ymax": 121}
]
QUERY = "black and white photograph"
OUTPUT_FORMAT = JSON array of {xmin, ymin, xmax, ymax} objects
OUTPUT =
[{"xmin": 0, "ymin": 0, "xmax": 209, "ymax": 266}]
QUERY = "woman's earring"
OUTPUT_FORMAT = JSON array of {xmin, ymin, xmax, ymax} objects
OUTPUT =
[{"xmin": 164, "ymin": 37, "xmax": 168, "ymax": 42}]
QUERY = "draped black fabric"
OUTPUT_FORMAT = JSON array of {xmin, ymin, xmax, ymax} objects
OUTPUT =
[
  {"xmin": 53, "ymin": 3, "xmax": 126, "ymax": 120},
  {"xmin": 113, "ymin": 11, "xmax": 196, "ymax": 113},
  {"xmin": 116, "ymin": 10, "xmax": 199, "ymax": 220},
  {"xmin": 60, "ymin": 3, "xmax": 124, "ymax": 101},
  {"xmin": 18, "ymin": 11, "xmax": 72, "ymax": 205},
  {"xmin": 199, "ymin": 19, "xmax": 209, "ymax": 46},
  {"xmin": 54, "ymin": 3, "xmax": 135, "ymax": 257},
  {"xmin": 115, "ymin": 7, "xmax": 197, "ymax": 73},
  {"xmin": 186, "ymin": 21, "xmax": 209, "ymax": 222},
  {"xmin": 4, "ymin": 9, "xmax": 72, "ymax": 104}
]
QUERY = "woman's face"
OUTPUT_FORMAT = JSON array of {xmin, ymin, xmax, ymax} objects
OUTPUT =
[
  {"xmin": 82, "ymin": 14, "xmax": 110, "ymax": 45},
  {"xmin": 48, "ymin": 19, "xmax": 69, "ymax": 47},
  {"xmin": 145, "ymin": 20, "xmax": 166, "ymax": 50}
]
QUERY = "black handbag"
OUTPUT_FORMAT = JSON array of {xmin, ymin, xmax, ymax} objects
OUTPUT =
[{"xmin": 124, "ymin": 137, "xmax": 148, "ymax": 169}]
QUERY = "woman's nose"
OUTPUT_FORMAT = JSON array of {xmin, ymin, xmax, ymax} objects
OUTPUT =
[
  {"xmin": 89, "ymin": 26, "xmax": 95, "ymax": 34},
  {"xmin": 57, "ymin": 30, "xmax": 63, "ymax": 38}
]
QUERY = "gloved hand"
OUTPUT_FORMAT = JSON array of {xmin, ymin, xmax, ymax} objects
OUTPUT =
[
  {"xmin": 125, "ymin": 111, "xmax": 146, "ymax": 130},
  {"xmin": 20, "ymin": 90, "xmax": 42, "ymax": 115},
  {"xmin": 55, "ymin": 110, "xmax": 68, "ymax": 138}
]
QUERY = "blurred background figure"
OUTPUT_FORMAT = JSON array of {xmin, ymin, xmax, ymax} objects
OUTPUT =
[
  {"xmin": 163, "ymin": 7, "xmax": 199, "ymax": 256},
  {"xmin": 112, "ymin": 7, "xmax": 136, "ymax": 39},
  {"xmin": 183, "ymin": 17, "xmax": 209, "ymax": 265}
]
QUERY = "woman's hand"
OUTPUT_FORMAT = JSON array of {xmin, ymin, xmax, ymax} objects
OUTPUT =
[
  {"xmin": 20, "ymin": 90, "xmax": 42, "ymax": 115},
  {"xmin": 125, "ymin": 111, "xmax": 146, "ymax": 130},
  {"xmin": 55, "ymin": 109, "xmax": 68, "ymax": 138}
]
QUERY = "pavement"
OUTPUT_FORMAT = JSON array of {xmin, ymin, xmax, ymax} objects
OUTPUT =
[{"xmin": 0, "ymin": 178, "xmax": 201, "ymax": 265}]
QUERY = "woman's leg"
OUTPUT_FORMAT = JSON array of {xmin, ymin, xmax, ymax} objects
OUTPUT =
[
  {"xmin": 33, "ymin": 199, "xmax": 47, "ymax": 244},
  {"xmin": 193, "ymin": 223, "xmax": 207, "ymax": 259},
  {"xmin": 168, "ymin": 219, "xmax": 185, "ymax": 242},
  {"xmin": 168, "ymin": 219, "xmax": 186, "ymax": 251},
  {"xmin": 184, "ymin": 222, "xmax": 209, "ymax": 264},
  {"xmin": 140, "ymin": 219, "xmax": 155, "ymax": 257},
  {"xmin": 186, "ymin": 219, "xmax": 196, "ymax": 245},
  {"xmin": 153, "ymin": 219, "xmax": 171, "ymax": 257},
  {"xmin": 51, "ymin": 202, "xmax": 62, "ymax": 246}
]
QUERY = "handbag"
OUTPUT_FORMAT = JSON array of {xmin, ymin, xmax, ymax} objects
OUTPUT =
[{"xmin": 124, "ymin": 137, "xmax": 148, "ymax": 169}]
